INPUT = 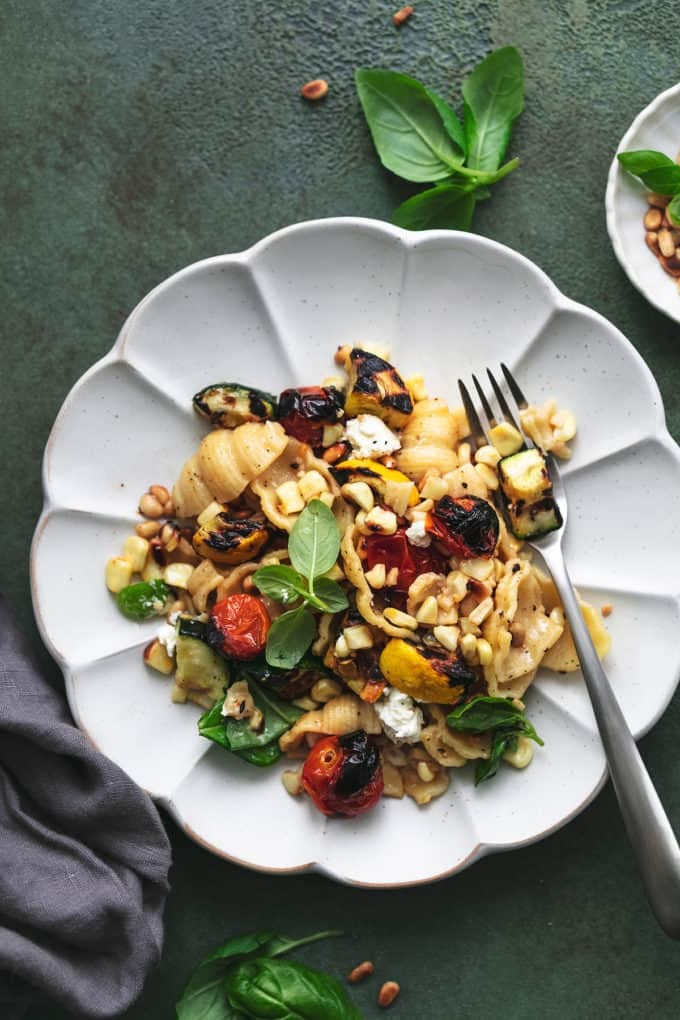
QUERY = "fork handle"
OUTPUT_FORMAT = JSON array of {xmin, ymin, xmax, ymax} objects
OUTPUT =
[{"xmin": 541, "ymin": 542, "xmax": 680, "ymax": 938}]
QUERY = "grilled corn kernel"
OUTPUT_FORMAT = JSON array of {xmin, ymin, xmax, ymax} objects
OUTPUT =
[
  {"xmin": 416, "ymin": 595, "xmax": 439, "ymax": 625},
  {"xmin": 460, "ymin": 557, "xmax": 495, "ymax": 581},
  {"xmin": 460, "ymin": 632, "xmax": 478, "ymax": 662},
  {"xmin": 475, "ymin": 462, "xmax": 499, "ymax": 490},
  {"xmin": 105, "ymin": 556, "xmax": 133, "ymax": 593},
  {"xmin": 474, "ymin": 444, "xmax": 501, "ymax": 467},
  {"xmin": 489, "ymin": 421, "xmax": 524, "ymax": 457},
  {"xmin": 383, "ymin": 478, "xmax": 417, "ymax": 517},
  {"xmin": 323, "ymin": 563, "xmax": 344, "ymax": 581},
  {"xmin": 419, "ymin": 475, "xmax": 449, "ymax": 501},
  {"xmin": 385, "ymin": 566, "xmax": 400, "ymax": 587},
  {"xmin": 432, "ymin": 624, "xmax": 460, "ymax": 652},
  {"xmin": 476, "ymin": 637, "xmax": 493, "ymax": 666},
  {"xmin": 446, "ymin": 570, "xmax": 469, "ymax": 601},
  {"xmin": 122, "ymin": 535, "xmax": 149, "ymax": 573},
  {"xmin": 416, "ymin": 761, "xmax": 436, "ymax": 783},
  {"xmin": 384, "ymin": 607, "xmax": 418, "ymax": 630},
  {"xmin": 298, "ymin": 470, "xmax": 328, "ymax": 501},
  {"xmin": 406, "ymin": 374, "xmax": 428, "ymax": 401},
  {"xmin": 318, "ymin": 491, "xmax": 335, "ymax": 508},
  {"xmin": 163, "ymin": 563, "xmax": 194, "ymax": 589},
  {"xmin": 141, "ymin": 557, "xmax": 164, "ymax": 582},
  {"xmin": 276, "ymin": 480, "xmax": 305, "ymax": 515},
  {"xmin": 341, "ymin": 481, "xmax": 375, "ymax": 511},
  {"xmin": 364, "ymin": 562, "xmax": 386, "ymax": 589},
  {"xmin": 197, "ymin": 500, "xmax": 225, "ymax": 527},
  {"xmin": 503, "ymin": 735, "xmax": 535, "ymax": 769},
  {"xmin": 363, "ymin": 506, "xmax": 398, "ymax": 535},
  {"xmin": 343, "ymin": 624, "xmax": 374, "ymax": 650},
  {"xmin": 322, "ymin": 423, "xmax": 345, "ymax": 447},
  {"xmin": 551, "ymin": 408, "xmax": 577, "ymax": 443},
  {"xmin": 468, "ymin": 596, "xmax": 494, "ymax": 626},
  {"xmin": 310, "ymin": 677, "xmax": 343, "ymax": 703},
  {"xmin": 334, "ymin": 634, "xmax": 351, "ymax": 659},
  {"xmin": 457, "ymin": 442, "xmax": 471, "ymax": 464}
]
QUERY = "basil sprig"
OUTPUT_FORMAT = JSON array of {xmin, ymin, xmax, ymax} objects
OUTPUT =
[
  {"xmin": 447, "ymin": 695, "xmax": 543, "ymax": 785},
  {"xmin": 175, "ymin": 929, "xmax": 361, "ymax": 1020},
  {"xmin": 617, "ymin": 149, "xmax": 680, "ymax": 225},
  {"xmin": 355, "ymin": 46, "xmax": 524, "ymax": 231},
  {"xmin": 253, "ymin": 500, "xmax": 348, "ymax": 669}
]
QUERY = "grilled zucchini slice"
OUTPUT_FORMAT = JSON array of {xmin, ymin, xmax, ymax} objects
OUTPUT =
[{"xmin": 193, "ymin": 383, "xmax": 277, "ymax": 429}]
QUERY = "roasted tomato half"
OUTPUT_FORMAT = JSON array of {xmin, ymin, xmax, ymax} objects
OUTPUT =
[
  {"xmin": 302, "ymin": 730, "xmax": 384, "ymax": 817},
  {"xmin": 277, "ymin": 385, "xmax": 344, "ymax": 448},
  {"xmin": 364, "ymin": 529, "xmax": 448, "ymax": 591},
  {"xmin": 207, "ymin": 594, "xmax": 271, "ymax": 661},
  {"xmin": 426, "ymin": 495, "xmax": 499, "ymax": 559}
]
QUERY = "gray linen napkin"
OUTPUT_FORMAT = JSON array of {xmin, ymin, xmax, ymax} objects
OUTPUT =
[{"xmin": 0, "ymin": 594, "xmax": 172, "ymax": 1018}]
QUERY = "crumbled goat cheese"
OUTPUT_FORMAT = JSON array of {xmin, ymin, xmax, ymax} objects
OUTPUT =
[
  {"xmin": 405, "ymin": 520, "xmax": 431, "ymax": 548},
  {"xmin": 156, "ymin": 611, "xmax": 180, "ymax": 657},
  {"xmin": 344, "ymin": 414, "xmax": 401, "ymax": 460},
  {"xmin": 375, "ymin": 687, "xmax": 423, "ymax": 744}
]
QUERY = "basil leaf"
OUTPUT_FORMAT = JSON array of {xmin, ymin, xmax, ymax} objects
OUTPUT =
[
  {"xmin": 355, "ymin": 68, "xmax": 464, "ymax": 182},
  {"xmin": 225, "ymin": 678, "xmax": 302, "ymax": 751},
  {"xmin": 617, "ymin": 149, "xmax": 680, "ymax": 195},
  {"xmin": 224, "ymin": 958, "xmax": 363, "ymax": 1020},
  {"xmin": 235, "ymin": 743, "xmax": 281, "ymax": 767},
  {"xmin": 176, "ymin": 930, "xmax": 278, "ymax": 1020},
  {"xmin": 197, "ymin": 700, "xmax": 232, "ymax": 751},
  {"xmin": 447, "ymin": 695, "xmax": 542, "ymax": 741},
  {"xmin": 424, "ymin": 86, "xmax": 467, "ymax": 155},
  {"xmin": 668, "ymin": 193, "xmax": 680, "ymax": 227},
  {"xmin": 288, "ymin": 499, "xmax": 340, "ymax": 580},
  {"xmin": 252, "ymin": 565, "xmax": 308, "ymax": 605},
  {"xmin": 265, "ymin": 607, "xmax": 316, "ymax": 669},
  {"xmin": 475, "ymin": 730, "xmax": 517, "ymax": 785},
  {"xmin": 264, "ymin": 930, "xmax": 343, "ymax": 959},
  {"xmin": 462, "ymin": 46, "xmax": 524, "ymax": 171},
  {"xmin": 311, "ymin": 577, "xmax": 349, "ymax": 613},
  {"xmin": 393, "ymin": 182, "xmax": 479, "ymax": 231}
]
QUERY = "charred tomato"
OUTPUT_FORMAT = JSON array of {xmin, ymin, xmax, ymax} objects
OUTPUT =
[
  {"xmin": 301, "ymin": 730, "xmax": 383, "ymax": 817},
  {"xmin": 277, "ymin": 385, "xmax": 344, "ymax": 448},
  {"xmin": 364, "ymin": 529, "xmax": 448, "ymax": 591},
  {"xmin": 426, "ymin": 495, "xmax": 499, "ymax": 559},
  {"xmin": 207, "ymin": 594, "xmax": 271, "ymax": 661}
]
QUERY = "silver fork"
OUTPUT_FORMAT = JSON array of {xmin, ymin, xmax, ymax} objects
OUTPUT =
[{"xmin": 459, "ymin": 364, "xmax": 680, "ymax": 939}]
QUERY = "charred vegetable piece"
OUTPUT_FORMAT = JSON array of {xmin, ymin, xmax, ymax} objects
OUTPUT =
[
  {"xmin": 176, "ymin": 629, "xmax": 230, "ymax": 704},
  {"xmin": 192, "ymin": 513, "xmax": 269, "ymax": 565},
  {"xmin": 508, "ymin": 497, "xmax": 562, "ymax": 539},
  {"xmin": 332, "ymin": 458, "xmax": 418, "ymax": 507},
  {"xmin": 302, "ymin": 730, "xmax": 383, "ymax": 816},
  {"xmin": 207, "ymin": 594, "xmax": 271, "ymax": 661},
  {"xmin": 364, "ymin": 530, "xmax": 448, "ymax": 591},
  {"xmin": 379, "ymin": 638, "xmax": 477, "ymax": 704},
  {"xmin": 193, "ymin": 383, "xmax": 277, "ymax": 429},
  {"xmin": 117, "ymin": 579, "xmax": 169, "ymax": 620},
  {"xmin": 176, "ymin": 615, "xmax": 208, "ymax": 641},
  {"xmin": 277, "ymin": 385, "xmax": 344, "ymax": 447},
  {"xmin": 499, "ymin": 449, "xmax": 562, "ymax": 539},
  {"xmin": 426, "ymin": 494, "xmax": 499, "ymax": 558},
  {"xmin": 343, "ymin": 348, "xmax": 413, "ymax": 427}
]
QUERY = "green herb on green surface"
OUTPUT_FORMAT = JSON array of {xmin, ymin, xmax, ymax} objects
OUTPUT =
[
  {"xmin": 176, "ymin": 929, "xmax": 353, "ymax": 1020},
  {"xmin": 447, "ymin": 695, "xmax": 543, "ymax": 785},
  {"xmin": 355, "ymin": 47, "xmax": 524, "ymax": 231},
  {"xmin": 224, "ymin": 957, "xmax": 363, "ymax": 1020},
  {"xmin": 252, "ymin": 500, "xmax": 348, "ymax": 668}
]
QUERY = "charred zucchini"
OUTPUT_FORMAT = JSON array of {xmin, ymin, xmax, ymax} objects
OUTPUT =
[
  {"xmin": 378, "ymin": 638, "xmax": 476, "ymax": 705},
  {"xmin": 499, "ymin": 448, "xmax": 562, "ymax": 539},
  {"xmin": 344, "ymin": 349, "xmax": 413, "ymax": 428},
  {"xmin": 175, "ymin": 623, "xmax": 230, "ymax": 704},
  {"xmin": 193, "ymin": 383, "xmax": 277, "ymax": 429},
  {"xmin": 192, "ymin": 513, "xmax": 269, "ymax": 565}
]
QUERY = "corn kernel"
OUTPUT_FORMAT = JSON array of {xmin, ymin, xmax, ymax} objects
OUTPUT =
[
  {"xmin": 311, "ymin": 677, "xmax": 343, "ymax": 703},
  {"xmin": 474, "ymin": 444, "xmax": 501, "ymax": 467},
  {"xmin": 488, "ymin": 421, "xmax": 524, "ymax": 457},
  {"xmin": 197, "ymin": 500, "xmax": 225, "ymax": 527},
  {"xmin": 276, "ymin": 480, "xmax": 305, "ymax": 515},
  {"xmin": 318, "ymin": 491, "xmax": 335, "ymax": 508},
  {"xmin": 445, "ymin": 570, "xmax": 469, "ymax": 601},
  {"xmin": 385, "ymin": 566, "xmax": 400, "ymax": 587},
  {"xmin": 503, "ymin": 735, "xmax": 535, "ymax": 769},
  {"xmin": 416, "ymin": 761, "xmax": 436, "ymax": 783},
  {"xmin": 460, "ymin": 632, "xmax": 478, "ymax": 661},
  {"xmin": 164, "ymin": 563, "xmax": 194, "ymax": 589},
  {"xmin": 433, "ymin": 624, "xmax": 460, "ymax": 652},
  {"xmin": 298, "ymin": 470, "xmax": 328, "ymax": 502},
  {"xmin": 322, "ymin": 423, "xmax": 345, "ymax": 447},
  {"xmin": 459, "ymin": 617, "xmax": 481, "ymax": 636},
  {"xmin": 341, "ymin": 481, "xmax": 374, "ymax": 511},
  {"xmin": 468, "ymin": 596, "xmax": 494, "ymax": 626},
  {"xmin": 383, "ymin": 479, "xmax": 416, "ymax": 516},
  {"xmin": 460, "ymin": 557, "xmax": 495, "ymax": 581},
  {"xmin": 105, "ymin": 556, "xmax": 133, "ymax": 593},
  {"xmin": 476, "ymin": 637, "xmax": 493, "ymax": 666},
  {"xmin": 343, "ymin": 624, "xmax": 374, "ymax": 650},
  {"xmin": 282, "ymin": 769, "xmax": 303, "ymax": 796},
  {"xmin": 406, "ymin": 374, "xmax": 428, "ymax": 401},
  {"xmin": 457, "ymin": 442, "xmax": 471, "ymax": 464},
  {"xmin": 363, "ymin": 506, "xmax": 398, "ymax": 535},
  {"xmin": 384, "ymin": 607, "xmax": 418, "ymax": 630},
  {"xmin": 419, "ymin": 475, "xmax": 449, "ymax": 501},
  {"xmin": 415, "ymin": 595, "xmax": 439, "ymax": 625},
  {"xmin": 141, "ymin": 557, "xmax": 164, "ymax": 582},
  {"xmin": 122, "ymin": 535, "xmax": 149, "ymax": 573},
  {"xmin": 334, "ymin": 634, "xmax": 351, "ymax": 659},
  {"xmin": 475, "ymin": 462, "xmax": 499, "ymax": 490},
  {"xmin": 364, "ymin": 562, "xmax": 386, "ymax": 589},
  {"xmin": 323, "ymin": 563, "xmax": 344, "ymax": 582}
]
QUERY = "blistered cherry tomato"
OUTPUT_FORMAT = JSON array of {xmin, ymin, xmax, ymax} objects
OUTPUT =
[
  {"xmin": 207, "ymin": 594, "xmax": 270, "ymax": 661},
  {"xmin": 426, "ymin": 495, "xmax": 499, "ymax": 559},
  {"xmin": 364, "ymin": 530, "xmax": 447, "ymax": 591},
  {"xmin": 302, "ymin": 730, "xmax": 383, "ymax": 817},
  {"xmin": 277, "ymin": 386, "xmax": 344, "ymax": 447}
]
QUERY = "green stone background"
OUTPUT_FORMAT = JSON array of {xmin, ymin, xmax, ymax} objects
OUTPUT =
[{"xmin": 3, "ymin": 1, "xmax": 680, "ymax": 1016}]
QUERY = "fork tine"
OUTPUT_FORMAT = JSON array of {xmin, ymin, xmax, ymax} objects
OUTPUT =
[
  {"xmin": 457, "ymin": 380, "xmax": 487, "ymax": 449},
  {"xmin": 486, "ymin": 368, "xmax": 524, "ymax": 436},
  {"xmin": 471, "ymin": 374, "xmax": 498, "ymax": 429},
  {"xmin": 500, "ymin": 362, "xmax": 529, "ymax": 410}
]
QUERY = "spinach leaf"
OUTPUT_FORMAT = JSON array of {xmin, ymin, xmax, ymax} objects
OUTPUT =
[
  {"xmin": 393, "ymin": 182, "xmax": 481, "ymax": 230},
  {"xmin": 474, "ymin": 730, "xmax": 518, "ymax": 785},
  {"xmin": 462, "ymin": 46, "xmax": 524, "ymax": 171},
  {"xmin": 197, "ymin": 679, "xmax": 303, "ymax": 765},
  {"xmin": 617, "ymin": 149, "xmax": 680, "ymax": 194},
  {"xmin": 288, "ymin": 499, "xmax": 341, "ymax": 580},
  {"xmin": 311, "ymin": 577, "xmax": 349, "ymax": 613},
  {"xmin": 252, "ymin": 565, "xmax": 308, "ymax": 605},
  {"xmin": 447, "ymin": 695, "xmax": 543, "ymax": 786},
  {"xmin": 265, "ymin": 606, "xmax": 317, "ymax": 669},
  {"xmin": 176, "ymin": 931, "xmax": 342, "ymax": 1020},
  {"xmin": 355, "ymin": 68, "xmax": 464, "ymax": 182},
  {"xmin": 224, "ymin": 958, "xmax": 363, "ymax": 1020},
  {"xmin": 424, "ymin": 86, "xmax": 467, "ymax": 155}
]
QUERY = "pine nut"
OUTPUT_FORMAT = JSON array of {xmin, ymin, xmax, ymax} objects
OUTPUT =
[
  {"xmin": 645, "ymin": 231, "xmax": 660, "ymax": 255},
  {"xmin": 163, "ymin": 497, "xmax": 175, "ymax": 516},
  {"xmin": 601, "ymin": 602, "xmax": 613, "ymax": 617},
  {"xmin": 149, "ymin": 484, "xmax": 169, "ymax": 503},
  {"xmin": 661, "ymin": 255, "xmax": 680, "ymax": 277},
  {"xmin": 347, "ymin": 960, "xmax": 374, "ymax": 983},
  {"xmin": 323, "ymin": 442, "xmax": 348, "ymax": 463},
  {"xmin": 393, "ymin": 5, "xmax": 414, "ymax": 26},
  {"xmin": 648, "ymin": 192, "xmax": 670, "ymax": 208},
  {"xmin": 644, "ymin": 207, "xmax": 663, "ymax": 230},
  {"xmin": 135, "ymin": 520, "xmax": 161, "ymax": 538},
  {"xmin": 139, "ymin": 493, "xmax": 164, "ymax": 518},
  {"xmin": 658, "ymin": 228, "xmax": 675, "ymax": 257},
  {"xmin": 301, "ymin": 78, "xmax": 329, "ymax": 101},
  {"xmin": 378, "ymin": 981, "xmax": 400, "ymax": 1008},
  {"xmin": 160, "ymin": 523, "xmax": 179, "ymax": 552}
]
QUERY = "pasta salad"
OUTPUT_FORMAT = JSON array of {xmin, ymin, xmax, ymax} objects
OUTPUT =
[{"xmin": 105, "ymin": 346, "xmax": 611, "ymax": 817}]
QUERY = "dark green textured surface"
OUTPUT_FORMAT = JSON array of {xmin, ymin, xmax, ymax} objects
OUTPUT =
[{"xmin": 4, "ymin": 1, "xmax": 680, "ymax": 1017}]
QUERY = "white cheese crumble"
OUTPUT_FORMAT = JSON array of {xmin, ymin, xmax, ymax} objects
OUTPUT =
[
  {"xmin": 156, "ymin": 611, "xmax": 181, "ymax": 658},
  {"xmin": 374, "ymin": 687, "xmax": 423, "ymax": 744},
  {"xmin": 405, "ymin": 520, "xmax": 431, "ymax": 548},
  {"xmin": 344, "ymin": 414, "xmax": 401, "ymax": 460}
]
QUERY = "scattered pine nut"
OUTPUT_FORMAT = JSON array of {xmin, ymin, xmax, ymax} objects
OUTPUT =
[
  {"xmin": 135, "ymin": 520, "xmax": 161, "ymax": 538},
  {"xmin": 347, "ymin": 960, "xmax": 374, "ymax": 983},
  {"xmin": 378, "ymin": 980, "xmax": 400, "ymax": 1008},
  {"xmin": 601, "ymin": 602, "xmax": 613, "ymax": 617},
  {"xmin": 393, "ymin": 5, "xmax": 414, "ymax": 26},
  {"xmin": 301, "ymin": 78, "xmax": 329, "ymax": 101},
  {"xmin": 644, "ymin": 207, "xmax": 663, "ymax": 231},
  {"xmin": 139, "ymin": 492, "xmax": 165, "ymax": 518}
]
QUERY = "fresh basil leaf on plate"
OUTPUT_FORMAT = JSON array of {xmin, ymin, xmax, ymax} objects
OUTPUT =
[
  {"xmin": 311, "ymin": 577, "xmax": 349, "ymax": 614},
  {"xmin": 223, "ymin": 958, "xmax": 363, "ymax": 1020},
  {"xmin": 288, "ymin": 499, "xmax": 341, "ymax": 580},
  {"xmin": 668, "ymin": 192, "xmax": 680, "ymax": 226},
  {"xmin": 252, "ymin": 564, "xmax": 308, "ymax": 605},
  {"xmin": 462, "ymin": 46, "xmax": 524, "ymax": 171},
  {"xmin": 447, "ymin": 695, "xmax": 543, "ymax": 786},
  {"xmin": 355, "ymin": 68, "xmax": 465, "ymax": 182},
  {"xmin": 617, "ymin": 149, "xmax": 680, "ymax": 194},
  {"xmin": 265, "ymin": 606, "xmax": 317, "ymax": 669}
]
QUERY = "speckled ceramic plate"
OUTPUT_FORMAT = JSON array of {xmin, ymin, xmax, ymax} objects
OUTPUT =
[
  {"xmin": 606, "ymin": 82, "xmax": 680, "ymax": 322},
  {"xmin": 31, "ymin": 218, "xmax": 680, "ymax": 886}
]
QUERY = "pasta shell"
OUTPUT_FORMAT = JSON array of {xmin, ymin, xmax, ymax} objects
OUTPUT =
[
  {"xmin": 279, "ymin": 694, "xmax": 381, "ymax": 752},
  {"xmin": 396, "ymin": 399, "xmax": 460, "ymax": 480},
  {"xmin": 173, "ymin": 453, "xmax": 214, "ymax": 517},
  {"xmin": 199, "ymin": 421, "xmax": 288, "ymax": 503}
]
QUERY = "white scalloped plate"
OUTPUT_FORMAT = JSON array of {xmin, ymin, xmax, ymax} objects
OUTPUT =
[
  {"xmin": 606, "ymin": 82, "xmax": 680, "ymax": 322},
  {"xmin": 31, "ymin": 218, "xmax": 680, "ymax": 887}
]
